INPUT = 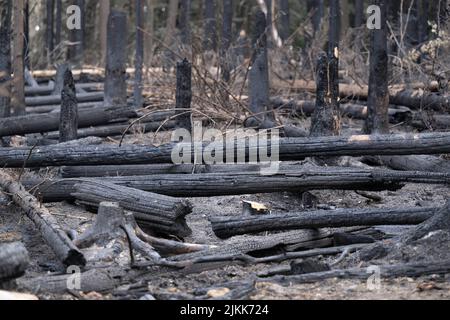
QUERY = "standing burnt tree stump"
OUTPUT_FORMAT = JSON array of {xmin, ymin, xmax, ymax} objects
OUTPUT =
[
  {"xmin": 220, "ymin": 0, "xmax": 233, "ymax": 85},
  {"xmin": 365, "ymin": 0, "xmax": 389, "ymax": 134},
  {"xmin": 0, "ymin": 0, "xmax": 12, "ymax": 118},
  {"xmin": 104, "ymin": 10, "xmax": 127, "ymax": 108},
  {"xmin": 245, "ymin": 9, "xmax": 273, "ymax": 129},
  {"xmin": 59, "ymin": 68, "xmax": 78, "ymax": 142},
  {"xmin": 134, "ymin": 0, "xmax": 144, "ymax": 109},
  {"xmin": 175, "ymin": 59, "xmax": 192, "ymax": 131}
]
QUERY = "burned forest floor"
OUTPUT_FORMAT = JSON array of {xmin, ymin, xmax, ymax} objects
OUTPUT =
[{"xmin": 1, "ymin": 116, "xmax": 449, "ymax": 300}]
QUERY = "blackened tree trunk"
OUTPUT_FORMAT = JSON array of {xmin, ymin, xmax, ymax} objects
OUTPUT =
[
  {"xmin": 0, "ymin": 0, "xmax": 12, "ymax": 118},
  {"xmin": 310, "ymin": 53, "xmax": 340, "ymax": 137},
  {"xmin": 221, "ymin": 0, "xmax": 233, "ymax": 84},
  {"xmin": 309, "ymin": 0, "xmax": 324, "ymax": 34},
  {"xmin": 134, "ymin": 0, "xmax": 144, "ymax": 109},
  {"xmin": 329, "ymin": 0, "xmax": 340, "ymax": 58},
  {"xmin": 24, "ymin": 0, "xmax": 29, "ymax": 69},
  {"xmin": 203, "ymin": 0, "xmax": 217, "ymax": 52},
  {"xmin": 46, "ymin": 0, "xmax": 54, "ymax": 63},
  {"xmin": 68, "ymin": 0, "xmax": 85, "ymax": 66},
  {"xmin": 12, "ymin": 0, "xmax": 25, "ymax": 117},
  {"xmin": 365, "ymin": 0, "xmax": 389, "ymax": 134},
  {"xmin": 59, "ymin": 69, "xmax": 78, "ymax": 142},
  {"xmin": 354, "ymin": 0, "xmax": 365, "ymax": 27},
  {"xmin": 278, "ymin": 0, "xmax": 290, "ymax": 41},
  {"xmin": 246, "ymin": 9, "xmax": 272, "ymax": 129},
  {"xmin": 104, "ymin": 10, "xmax": 127, "ymax": 107},
  {"xmin": 178, "ymin": 0, "xmax": 191, "ymax": 45},
  {"xmin": 99, "ymin": 0, "xmax": 110, "ymax": 65},
  {"xmin": 175, "ymin": 59, "xmax": 192, "ymax": 131}
]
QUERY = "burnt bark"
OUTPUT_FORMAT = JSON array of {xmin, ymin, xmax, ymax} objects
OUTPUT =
[
  {"xmin": 104, "ymin": 10, "xmax": 127, "ymax": 107},
  {"xmin": 23, "ymin": 168, "xmax": 450, "ymax": 202},
  {"xmin": 365, "ymin": 0, "xmax": 389, "ymax": 134},
  {"xmin": 134, "ymin": 0, "xmax": 144, "ymax": 109},
  {"xmin": 175, "ymin": 59, "xmax": 192, "ymax": 131},
  {"xmin": 59, "ymin": 68, "xmax": 78, "ymax": 142},
  {"xmin": 0, "ymin": 105, "xmax": 136, "ymax": 137},
  {"xmin": 211, "ymin": 207, "xmax": 437, "ymax": 239},
  {"xmin": 310, "ymin": 53, "xmax": 341, "ymax": 137},
  {"xmin": 246, "ymin": 9, "xmax": 272, "ymax": 128},
  {"xmin": 72, "ymin": 181, "xmax": 193, "ymax": 238}
]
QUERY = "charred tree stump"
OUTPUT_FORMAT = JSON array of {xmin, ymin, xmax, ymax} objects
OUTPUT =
[
  {"xmin": 211, "ymin": 207, "xmax": 437, "ymax": 239},
  {"xmin": 245, "ymin": 9, "xmax": 273, "ymax": 129},
  {"xmin": 0, "ymin": 170, "xmax": 86, "ymax": 267},
  {"xmin": 71, "ymin": 180, "xmax": 193, "ymax": 238},
  {"xmin": 203, "ymin": 0, "xmax": 217, "ymax": 52},
  {"xmin": 0, "ymin": 0, "xmax": 12, "ymax": 118},
  {"xmin": 59, "ymin": 68, "xmax": 78, "ymax": 143},
  {"xmin": 175, "ymin": 59, "xmax": 192, "ymax": 131},
  {"xmin": 310, "ymin": 53, "xmax": 341, "ymax": 137},
  {"xmin": 365, "ymin": 0, "xmax": 389, "ymax": 134},
  {"xmin": 134, "ymin": 0, "xmax": 144, "ymax": 109},
  {"xmin": 104, "ymin": 10, "xmax": 127, "ymax": 108},
  {"xmin": 0, "ymin": 242, "xmax": 29, "ymax": 284}
]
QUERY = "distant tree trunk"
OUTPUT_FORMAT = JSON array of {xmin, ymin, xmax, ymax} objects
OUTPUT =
[
  {"xmin": 354, "ymin": 0, "xmax": 365, "ymax": 27},
  {"xmin": 203, "ymin": 0, "xmax": 217, "ymax": 52},
  {"xmin": 310, "ymin": 53, "xmax": 340, "ymax": 137},
  {"xmin": 417, "ymin": 0, "xmax": 429, "ymax": 43},
  {"xmin": 59, "ymin": 69, "xmax": 78, "ymax": 143},
  {"xmin": 278, "ymin": 0, "xmax": 290, "ymax": 41},
  {"xmin": 144, "ymin": 0, "xmax": 154, "ymax": 68},
  {"xmin": 104, "ymin": 10, "xmax": 127, "ymax": 108},
  {"xmin": 329, "ymin": 0, "xmax": 340, "ymax": 53},
  {"xmin": 341, "ymin": 0, "xmax": 350, "ymax": 35},
  {"xmin": 68, "ymin": 0, "xmax": 85, "ymax": 66},
  {"xmin": 99, "ymin": 0, "xmax": 110, "ymax": 65},
  {"xmin": 365, "ymin": 0, "xmax": 389, "ymax": 134},
  {"xmin": 46, "ymin": 0, "xmax": 54, "ymax": 64},
  {"xmin": 308, "ymin": 0, "xmax": 324, "ymax": 34},
  {"xmin": 220, "ymin": 0, "xmax": 233, "ymax": 84},
  {"xmin": 175, "ymin": 59, "xmax": 192, "ymax": 131},
  {"xmin": 0, "ymin": 0, "xmax": 12, "ymax": 118},
  {"xmin": 328, "ymin": 0, "xmax": 340, "ymax": 127},
  {"xmin": 12, "ymin": 0, "xmax": 25, "ymax": 116},
  {"xmin": 24, "ymin": 0, "xmax": 29, "ymax": 69},
  {"xmin": 54, "ymin": 0, "xmax": 62, "ymax": 47},
  {"xmin": 134, "ymin": 0, "xmax": 144, "ymax": 109},
  {"xmin": 178, "ymin": 0, "xmax": 191, "ymax": 45},
  {"xmin": 245, "ymin": 9, "xmax": 272, "ymax": 129},
  {"xmin": 162, "ymin": 0, "xmax": 178, "ymax": 71}
]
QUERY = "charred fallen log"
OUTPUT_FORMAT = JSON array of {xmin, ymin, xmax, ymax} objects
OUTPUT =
[
  {"xmin": 25, "ymin": 92, "xmax": 104, "ymax": 106},
  {"xmin": 0, "ymin": 105, "xmax": 136, "ymax": 137},
  {"xmin": 71, "ymin": 181, "xmax": 193, "ymax": 237},
  {"xmin": 0, "ymin": 243, "xmax": 29, "ymax": 283},
  {"xmin": 0, "ymin": 171, "xmax": 86, "ymax": 266},
  {"xmin": 210, "ymin": 207, "xmax": 437, "ymax": 239},
  {"xmin": 364, "ymin": 155, "xmax": 450, "ymax": 173},
  {"xmin": 2, "ymin": 132, "xmax": 450, "ymax": 167},
  {"xmin": 22, "ymin": 168, "xmax": 450, "ymax": 201}
]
